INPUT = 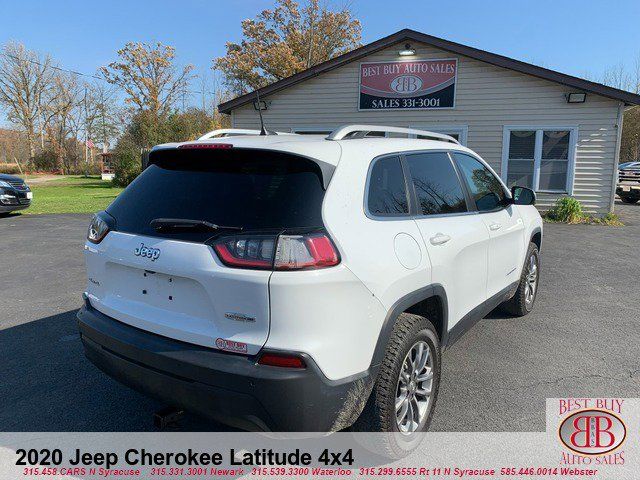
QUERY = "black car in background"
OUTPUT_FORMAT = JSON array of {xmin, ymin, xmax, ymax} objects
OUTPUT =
[{"xmin": 0, "ymin": 173, "xmax": 32, "ymax": 215}]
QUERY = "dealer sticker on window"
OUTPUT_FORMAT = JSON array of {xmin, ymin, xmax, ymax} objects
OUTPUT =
[{"xmin": 215, "ymin": 338, "xmax": 248, "ymax": 354}]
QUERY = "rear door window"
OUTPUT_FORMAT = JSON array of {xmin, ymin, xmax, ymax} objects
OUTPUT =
[
  {"xmin": 107, "ymin": 148, "xmax": 328, "ymax": 242},
  {"xmin": 405, "ymin": 152, "xmax": 468, "ymax": 215},
  {"xmin": 367, "ymin": 155, "xmax": 409, "ymax": 216}
]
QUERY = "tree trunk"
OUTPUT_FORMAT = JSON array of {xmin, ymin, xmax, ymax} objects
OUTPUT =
[{"xmin": 26, "ymin": 130, "xmax": 36, "ymax": 165}]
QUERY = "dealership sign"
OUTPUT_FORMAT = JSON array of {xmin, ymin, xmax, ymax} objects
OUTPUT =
[{"xmin": 359, "ymin": 59, "xmax": 457, "ymax": 110}]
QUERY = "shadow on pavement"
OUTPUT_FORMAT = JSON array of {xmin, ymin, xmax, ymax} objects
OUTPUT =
[{"xmin": 0, "ymin": 309, "xmax": 229, "ymax": 432}]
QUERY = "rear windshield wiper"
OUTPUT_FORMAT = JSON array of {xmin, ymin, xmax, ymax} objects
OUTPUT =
[{"xmin": 150, "ymin": 218, "xmax": 243, "ymax": 233}]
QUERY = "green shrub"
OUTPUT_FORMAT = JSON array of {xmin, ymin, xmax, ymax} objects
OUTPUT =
[
  {"xmin": 112, "ymin": 133, "xmax": 142, "ymax": 187},
  {"xmin": 544, "ymin": 197, "xmax": 624, "ymax": 226},
  {"xmin": 545, "ymin": 196, "xmax": 585, "ymax": 224},
  {"xmin": 593, "ymin": 212, "xmax": 624, "ymax": 226}
]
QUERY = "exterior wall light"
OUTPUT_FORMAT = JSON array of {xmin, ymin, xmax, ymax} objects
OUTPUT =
[
  {"xmin": 566, "ymin": 93, "xmax": 586, "ymax": 103},
  {"xmin": 253, "ymin": 100, "xmax": 268, "ymax": 111},
  {"xmin": 398, "ymin": 43, "xmax": 416, "ymax": 56}
]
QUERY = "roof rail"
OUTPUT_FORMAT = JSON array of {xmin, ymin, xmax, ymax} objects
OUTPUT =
[
  {"xmin": 326, "ymin": 124, "xmax": 460, "ymax": 144},
  {"xmin": 198, "ymin": 129, "xmax": 296, "ymax": 140},
  {"xmin": 198, "ymin": 129, "xmax": 263, "ymax": 140}
]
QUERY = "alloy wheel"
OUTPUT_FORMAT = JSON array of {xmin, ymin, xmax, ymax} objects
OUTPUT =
[
  {"xmin": 524, "ymin": 253, "xmax": 538, "ymax": 306},
  {"xmin": 395, "ymin": 341, "xmax": 433, "ymax": 434}
]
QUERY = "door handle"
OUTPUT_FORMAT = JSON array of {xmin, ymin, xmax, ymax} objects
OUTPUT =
[
  {"xmin": 489, "ymin": 223, "xmax": 502, "ymax": 231},
  {"xmin": 429, "ymin": 233, "xmax": 451, "ymax": 245}
]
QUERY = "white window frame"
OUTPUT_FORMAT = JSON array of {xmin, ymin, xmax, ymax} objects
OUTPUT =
[
  {"xmin": 501, "ymin": 125, "xmax": 578, "ymax": 195},
  {"xmin": 410, "ymin": 124, "xmax": 468, "ymax": 146}
]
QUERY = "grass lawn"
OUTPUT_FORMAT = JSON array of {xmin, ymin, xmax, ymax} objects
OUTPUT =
[{"xmin": 25, "ymin": 175, "xmax": 124, "ymax": 214}]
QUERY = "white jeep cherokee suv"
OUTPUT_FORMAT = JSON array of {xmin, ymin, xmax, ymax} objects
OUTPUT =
[{"xmin": 78, "ymin": 125, "xmax": 542, "ymax": 436}]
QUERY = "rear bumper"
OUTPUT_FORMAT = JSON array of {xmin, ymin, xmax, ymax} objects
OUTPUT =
[
  {"xmin": 617, "ymin": 185, "xmax": 640, "ymax": 199},
  {"xmin": 77, "ymin": 301, "xmax": 373, "ymax": 432}
]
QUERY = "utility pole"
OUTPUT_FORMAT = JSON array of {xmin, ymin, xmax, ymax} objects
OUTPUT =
[{"xmin": 83, "ymin": 86, "xmax": 89, "ymax": 178}]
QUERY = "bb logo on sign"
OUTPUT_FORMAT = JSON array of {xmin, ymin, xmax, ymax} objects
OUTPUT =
[
  {"xmin": 558, "ymin": 409, "xmax": 626, "ymax": 455},
  {"xmin": 390, "ymin": 75, "xmax": 423, "ymax": 93}
]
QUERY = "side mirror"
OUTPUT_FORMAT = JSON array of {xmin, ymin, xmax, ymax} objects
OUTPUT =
[{"xmin": 511, "ymin": 186, "xmax": 536, "ymax": 205}]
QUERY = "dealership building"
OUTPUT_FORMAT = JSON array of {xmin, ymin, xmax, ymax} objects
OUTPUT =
[{"xmin": 219, "ymin": 29, "xmax": 640, "ymax": 214}]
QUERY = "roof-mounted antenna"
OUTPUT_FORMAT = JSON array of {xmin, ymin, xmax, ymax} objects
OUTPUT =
[{"xmin": 255, "ymin": 90, "xmax": 273, "ymax": 136}]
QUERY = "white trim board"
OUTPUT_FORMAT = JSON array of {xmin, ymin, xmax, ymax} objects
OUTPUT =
[
  {"xmin": 500, "ymin": 125, "xmax": 578, "ymax": 195},
  {"xmin": 410, "ymin": 124, "xmax": 468, "ymax": 146}
]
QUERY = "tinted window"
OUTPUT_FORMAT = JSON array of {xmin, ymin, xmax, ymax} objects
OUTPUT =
[
  {"xmin": 454, "ymin": 153, "xmax": 507, "ymax": 212},
  {"xmin": 405, "ymin": 152, "xmax": 467, "ymax": 215},
  {"xmin": 367, "ymin": 156, "xmax": 409, "ymax": 216},
  {"xmin": 107, "ymin": 148, "xmax": 327, "ymax": 242}
]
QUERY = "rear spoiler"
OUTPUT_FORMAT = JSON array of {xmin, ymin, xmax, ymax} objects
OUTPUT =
[{"xmin": 147, "ymin": 146, "xmax": 336, "ymax": 190}]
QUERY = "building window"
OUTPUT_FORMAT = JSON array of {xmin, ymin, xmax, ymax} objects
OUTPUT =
[
  {"xmin": 410, "ymin": 125, "xmax": 468, "ymax": 145},
  {"xmin": 501, "ymin": 127, "xmax": 577, "ymax": 193}
]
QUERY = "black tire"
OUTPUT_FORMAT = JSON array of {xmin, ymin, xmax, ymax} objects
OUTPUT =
[
  {"xmin": 620, "ymin": 196, "xmax": 639, "ymax": 204},
  {"xmin": 501, "ymin": 242, "xmax": 540, "ymax": 316},
  {"xmin": 353, "ymin": 313, "xmax": 441, "ymax": 458}
]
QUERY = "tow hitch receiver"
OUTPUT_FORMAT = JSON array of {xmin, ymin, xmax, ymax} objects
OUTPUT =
[{"xmin": 153, "ymin": 406, "xmax": 184, "ymax": 429}]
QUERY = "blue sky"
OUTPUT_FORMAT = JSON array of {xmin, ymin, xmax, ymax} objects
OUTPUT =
[{"xmin": 1, "ymin": 0, "xmax": 639, "ymax": 92}]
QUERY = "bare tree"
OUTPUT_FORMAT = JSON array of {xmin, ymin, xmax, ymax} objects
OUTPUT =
[
  {"xmin": 0, "ymin": 42, "xmax": 55, "ymax": 162},
  {"xmin": 631, "ymin": 53, "xmax": 640, "ymax": 94},
  {"xmin": 41, "ymin": 72, "xmax": 82, "ymax": 173},
  {"xmin": 602, "ymin": 62, "xmax": 631, "ymax": 90},
  {"xmin": 82, "ymin": 82, "xmax": 120, "ymax": 150}
]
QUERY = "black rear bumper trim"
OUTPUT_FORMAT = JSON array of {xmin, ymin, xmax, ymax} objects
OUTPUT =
[{"xmin": 77, "ymin": 302, "xmax": 372, "ymax": 432}]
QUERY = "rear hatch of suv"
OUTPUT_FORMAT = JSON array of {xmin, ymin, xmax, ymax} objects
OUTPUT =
[{"xmin": 84, "ymin": 145, "xmax": 332, "ymax": 355}]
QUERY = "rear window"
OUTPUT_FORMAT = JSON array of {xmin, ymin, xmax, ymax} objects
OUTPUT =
[
  {"xmin": 367, "ymin": 155, "xmax": 409, "ymax": 216},
  {"xmin": 107, "ymin": 148, "xmax": 328, "ymax": 242}
]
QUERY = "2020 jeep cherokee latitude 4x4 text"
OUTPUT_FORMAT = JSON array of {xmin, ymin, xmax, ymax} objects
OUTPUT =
[{"xmin": 78, "ymin": 125, "xmax": 542, "ymax": 436}]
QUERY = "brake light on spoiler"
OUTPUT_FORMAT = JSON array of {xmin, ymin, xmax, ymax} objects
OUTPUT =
[
  {"xmin": 178, "ymin": 143, "xmax": 233, "ymax": 149},
  {"xmin": 212, "ymin": 232, "xmax": 340, "ymax": 271}
]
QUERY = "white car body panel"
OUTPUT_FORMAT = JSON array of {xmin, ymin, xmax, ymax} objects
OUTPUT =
[
  {"xmin": 83, "ymin": 131, "xmax": 543, "ymax": 381},
  {"xmin": 480, "ymin": 206, "xmax": 527, "ymax": 298},
  {"xmin": 84, "ymin": 231, "xmax": 271, "ymax": 355},
  {"xmin": 412, "ymin": 214, "xmax": 490, "ymax": 327},
  {"xmin": 267, "ymin": 265, "xmax": 387, "ymax": 380}
]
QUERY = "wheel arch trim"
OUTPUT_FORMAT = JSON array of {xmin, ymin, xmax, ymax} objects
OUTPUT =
[
  {"xmin": 530, "ymin": 226, "xmax": 542, "ymax": 250},
  {"xmin": 370, "ymin": 284, "xmax": 449, "ymax": 370}
]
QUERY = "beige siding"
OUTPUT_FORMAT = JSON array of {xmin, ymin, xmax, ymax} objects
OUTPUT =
[{"xmin": 231, "ymin": 42, "xmax": 622, "ymax": 214}]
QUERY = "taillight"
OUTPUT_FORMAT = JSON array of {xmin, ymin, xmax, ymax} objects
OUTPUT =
[
  {"xmin": 212, "ymin": 234, "xmax": 275, "ymax": 269},
  {"xmin": 87, "ymin": 213, "xmax": 111, "ymax": 244},
  {"xmin": 274, "ymin": 234, "xmax": 339, "ymax": 270},
  {"xmin": 258, "ymin": 352, "xmax": 306, "ymax": 369},
  {"xmin": 211, "ymin": 231, "xmax": 340, "ymax": 271}
]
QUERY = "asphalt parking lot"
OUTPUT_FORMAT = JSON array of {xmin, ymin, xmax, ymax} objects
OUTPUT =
[{"xmin": 1, "ymin": 204, "xmax": 639, "ymax": 432}]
